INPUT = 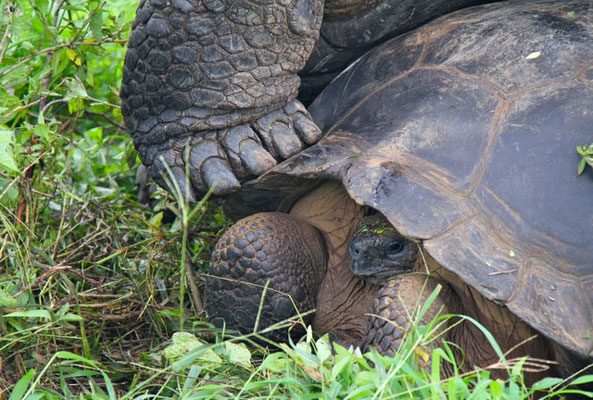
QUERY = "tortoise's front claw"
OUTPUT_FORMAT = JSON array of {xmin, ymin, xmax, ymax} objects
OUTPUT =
[
  {"xmin": 200, "ymin": 157, "xmax": 241, "ymax": 195},
  {"xmin": 136, "ymin": 100, "xmax": 322, "ymax": 199},
  {"xmin": 138, "ymin": 133, "xmax": 241, "ymax": 199},
  {"xmin": 147, "ymin": 143, "xmax": 198, "ymax": 201},
  {"xmin": 252, "ymin": 100, "xmax": 323, "ymax": 160},
  {"xmin": 218, "ymin": 124, "xmax": 278, "ymax": 177}
]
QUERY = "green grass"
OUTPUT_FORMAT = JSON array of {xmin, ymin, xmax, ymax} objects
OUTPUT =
[{"xmin": 0, "ymin": 1, "xmax": 592, "ymax": 399}]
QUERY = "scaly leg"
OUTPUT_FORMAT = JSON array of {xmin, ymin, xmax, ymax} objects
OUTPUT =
[
  {"xmin": 206, "ymin": 212, "xmax": 327, "ymax": 342},
  {"xmin": 361, "ymin": 274, "xmax": 460, "ymax": 367}
]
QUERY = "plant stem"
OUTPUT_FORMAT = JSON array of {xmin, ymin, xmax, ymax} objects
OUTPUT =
[{"xmin": 179, "ymin": 213, "xmax": 188, "ymax": 331}]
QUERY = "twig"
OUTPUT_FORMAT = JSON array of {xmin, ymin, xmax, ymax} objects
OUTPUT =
[
  {"xmin": 0, "ymin": 2, "xmax": 14, "ymax": 65},
  {"xmin": 14, "ymin": 263, "xmax": 71, "ymax": 298},
  {"xmin": 39, "ymin": 0, "xmax": 66, "ymax": 114},
  {"xmin": 86, "ymin": 95, "xmax": 120, "ymax": 109},
  {"xmin": 0, "ymin": 98, "xmax": 42, "ymax": 122},
  {"xmin": 0, "ymin": 234, "xmax": 8, "ymax": 260},
  {"xmin": 65, "ymin": 268, "xmax": 104, "ymax": 287},
  {"xmin": 184, "ymin": 250, "xmax": 204, "ymax": 316},
  {"xmin": 77, "ymin": 293, "xmax": 125, "ymax": 299},
  {"xmin": 40, "ymin": 99, "xmax": 69, "ymax": 118},
  {"xmin": 85, "ymin": 110, "xmax": 126, "ymax": 130},
  {"xmin": 52, "ymin": 131, "xmax": 74, "ymax": 258},
  {"xmin": 0, "ymin": 38, "xmax": 127, "ymax": 79},
  {"xmin": 15, "ymin": 156, "xmax": 37, "ymax": 226},
  {"xmin": 79, "ymin": 312, "xmax": 142, "ymax": 322}
]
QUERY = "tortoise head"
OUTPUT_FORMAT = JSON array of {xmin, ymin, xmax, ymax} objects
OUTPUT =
[{"xmin": 349, "ymin": 213, "xmax": 418, "ymax": 285}]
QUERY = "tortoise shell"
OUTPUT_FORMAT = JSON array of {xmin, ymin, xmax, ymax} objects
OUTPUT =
[{"xmin": 228, "ymin": 0, "xmax": 593, "ymax": 358}]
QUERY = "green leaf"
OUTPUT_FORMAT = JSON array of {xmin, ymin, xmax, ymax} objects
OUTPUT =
[
  {"xmin": 578, "ymin": 158, "xmax": 587, "ymax": 175},
  {"xmin": 0, "ymin": 89, "xmax": 20, "ymax": 109},
  {"xmin": 33, "ymin": 124, "xmax": 50, "ymax": 142},
  {"xmin": 0, "ymin": 127, "xmax": 13, "ymax": 144},
  {"xmin": 571, "ymin": 374, "xmax": 593, "ymax": 386},
  {"xmin": 148, "ymin": 211, "xmax": 163, "ymax": 228},
  {"xmin": 0, "ymin": 288, "xmax": 18, "ymax": 306},
  {"xmin": 55, "ymin": 351, "xmax": 97, "ymax": 365},
  {"xmin": 260, "ymin": 352, "xmax": 289, "ymax": 373},
  {"xmin": 531, "ymin": 377, "xmax": 563, "ymax": 391},
  {"xmin": 61, "ymin": 313, "xmax": 84, "ymax": 322},
  {"xmin": 68, "ymin": 98, "xmax": 85, "ymax": 114},
  {"xmin": 224, "ymin": 342, "xmax": 251, "ymax": 368},
  {"xmin": 0, "ymin": 145, "xmax": 19, "ymax": 173},
  {"xmin": 87, "ymin": 126, "xmax": 103, "ymax": 143},
  {"xmin": 21, "ymin": 41, "xmax": 35, "ymax": 51},
  {"xmin": 65, "ymin": 76, "xmax": 89, "ymax": 100},
  {"xmin": 0, "ymin": 177, "xmax": 19, "ymax": 204},
  {"xmin": 8, "ymin": 369, "xmax": 36, "ymax": 400},
  {"xmin": 182, "ymin": 365, "xmax": 202, "ymax": 392},
  {"xmin": 5, "ymin": 309, "xmax": 51, "ymax": 319},
  {"xmin": 51, "ymin": 48, "xmax": 70, "ymax": 76},
  {"xmin": 90, "ymin": 10, "xmax": 104, "ymax": 40},
  {"xmin": 315, "ymin": 335, "xmax": 332, "ymax": 364},
  {"xmin": 162, "ymin": 332, "xmax": 222, "ymax": 369},
  {"xmin": 330, "ymin": 351, "xmax": 351, "ymax": 381}
]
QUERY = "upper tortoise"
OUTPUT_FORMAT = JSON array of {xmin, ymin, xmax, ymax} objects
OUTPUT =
[
  {"xmin": 121, "ymin": 0, "xmax": 498, "ymax": 198},
  {"xmin": 205, "ymin": 0, "xmax": 593, "ymax": 379}
]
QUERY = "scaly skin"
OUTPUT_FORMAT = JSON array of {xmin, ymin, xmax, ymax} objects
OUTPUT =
[
  {"xmin": 361, "ymin": 275, "xmax": 458, "ymax": 365},
  {"xmin": 207, "ymin": 194, "xmax": 556, "ymax": 379},
  {"xmin": 360, "ymin": 268, "xmax": 555, "ymax": 382},
  {"xmin": 349, "ymin": 214, "xmax": 418, "ymax": 285},
  {"xmin": 121, "ymin": 0, "xmax": 323, "ymax": 197},
  {"xmin": 205, "ymin": 212, "xmax": 327, "ymax": 342}
]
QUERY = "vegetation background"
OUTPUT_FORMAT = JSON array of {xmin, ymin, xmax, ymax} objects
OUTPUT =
[{"xmin": 0, "ymin": 1, "xmax": 591, "ymax": 398}]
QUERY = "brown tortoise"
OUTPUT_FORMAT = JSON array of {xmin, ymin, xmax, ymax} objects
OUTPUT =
[{"xmin": 205, "ymin": 0, "xmax": 593, "ymax": 378}]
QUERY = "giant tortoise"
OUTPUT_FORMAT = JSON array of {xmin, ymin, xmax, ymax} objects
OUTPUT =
[
  {"xmin": 204, "ymin": 0, "xmax": 593, "ymax": 378},
  {"xmin": 121, "ymin": 0, "xmax": 502, "ymax": 198}
]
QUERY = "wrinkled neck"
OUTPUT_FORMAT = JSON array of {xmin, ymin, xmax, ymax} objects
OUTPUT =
[{"xmin": 290, "ymin": 182, "xmax": 377, "ymax": 341}]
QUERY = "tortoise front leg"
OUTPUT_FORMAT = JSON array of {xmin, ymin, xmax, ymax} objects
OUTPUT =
[
  {"xmin": 122, "ymin": 0, "xmax": 324, "ymax": 197},
  {"xmin": 361, "ymin": 274, "xmax": 460, "ymax": 365},
  {"xmin": 206, "ymin": 212, "xmax": 327, "ymax": 342}
]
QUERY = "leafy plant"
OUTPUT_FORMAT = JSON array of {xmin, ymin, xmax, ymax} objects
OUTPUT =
[{"xmin": 577, "ymin": 143, "xmax": 593, "ymax": 175}]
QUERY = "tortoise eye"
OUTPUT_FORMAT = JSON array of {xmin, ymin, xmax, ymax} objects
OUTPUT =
[{"xmin": 385, "ymin": 242, "xmax": 405, "ymax": 258}]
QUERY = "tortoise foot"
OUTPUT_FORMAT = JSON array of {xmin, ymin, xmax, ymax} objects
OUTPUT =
[
  {"xmin": 205, "ymin": 212, "xmax": 327, "ymax": 342},
  {"xmin": 136, "ymin": 100, "xmax": 322, "ymax": 198}
]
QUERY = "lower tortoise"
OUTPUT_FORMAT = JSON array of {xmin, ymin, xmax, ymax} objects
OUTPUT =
[{"xmin": 205, "ymin": 0, "xmax": 593, "ymax": 378}]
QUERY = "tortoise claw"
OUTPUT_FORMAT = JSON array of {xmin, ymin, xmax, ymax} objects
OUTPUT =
[
  {"xmin": 270, "ymin": 121, "xmax": 304, "ymax": 159},
  {"xmin": 252, "ymin": 99, "xmax": 322, "ymax": 160},
  {"xmin": 239, "ymin": 139, "xmax": 278, "ymax": 175},
  {"xmin": 201, "ymin": 157, "xmax": 241, "ymax": 195},
  {"xmin": 136, "ymin": 99, "xmax": 323, "ymax": 199},
  {"xmin": 293, "ymin": 113, "xmax": 323, "ymax": 145}
]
